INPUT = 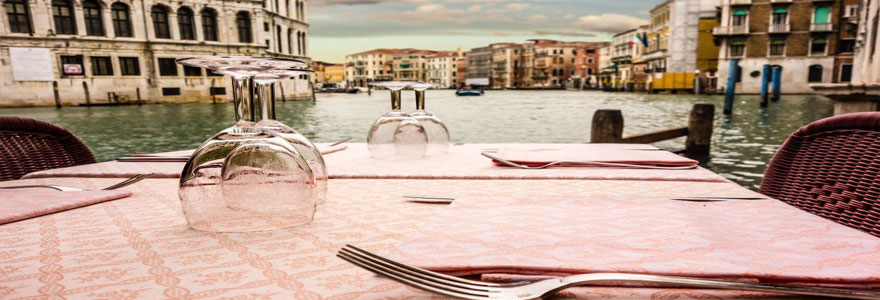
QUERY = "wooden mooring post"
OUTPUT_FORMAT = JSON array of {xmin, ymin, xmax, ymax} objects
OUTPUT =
[{"xmin": 591, "ymin": 104, "xmax": 715, "ymax": 155}]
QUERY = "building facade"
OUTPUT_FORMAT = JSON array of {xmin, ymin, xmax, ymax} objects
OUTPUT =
[
  {"xmin": 0, "ymin": 0, "xmax": 310, "ymax": 107},
  {"xmin": 344, "ymin": 49, "xmax": 395, "ymax": 88},
  {"xmin": 572, "ymin": 43, "xmax": 605, "ymax": 88},
  {"xmin": 714, "ymin": 0, "xmax": 853, "ymax": 93},
  {"xmin": 426, "ymin": 50, "xmax": 462, "ymax": 88},
  {"xmin": 611, "ymin": 26, "xmax": 648, "ymax": 91},
  {"xmin": 465, "ymin": 46, "xmax": 491, "ymax": 86}
]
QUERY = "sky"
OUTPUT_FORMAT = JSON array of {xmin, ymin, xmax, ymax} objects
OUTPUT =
[{"xmin": 308, "ymin": 0, "xmax": 652, "ymax": 63}]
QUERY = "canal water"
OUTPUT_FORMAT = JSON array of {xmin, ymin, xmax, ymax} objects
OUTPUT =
[{"xmin": 1, "ymin": 90, "xmax": 833, "ymax": 190}]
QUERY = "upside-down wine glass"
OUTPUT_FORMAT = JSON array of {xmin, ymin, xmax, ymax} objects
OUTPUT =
[
  {"xmin": 408, "ymin": 83, "xmax": 450, "ymax": 155},
  {"xmin": 252, "ymin": 68, "xmax": 328, "ymax": 205},
  {"xmin": 366, "ymin": 81, "xmax": 428, "ymax": 159},
  {"xmin": 176, "ymin": 56, "xmax": 317, "ymax": 232}
]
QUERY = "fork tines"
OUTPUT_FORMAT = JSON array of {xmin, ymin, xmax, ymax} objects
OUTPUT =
[{"xmin": 336, "ymin": 245, "xmax": 502, "ymax": 299}]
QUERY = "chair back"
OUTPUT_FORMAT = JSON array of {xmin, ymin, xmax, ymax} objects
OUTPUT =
[
  {"xmin": 760, "ymin": 112, "xmax": 880, "ymax": 237},
  {"xmin": 0, "ymin": 116, "xmax": 96, "ymax": 181}
]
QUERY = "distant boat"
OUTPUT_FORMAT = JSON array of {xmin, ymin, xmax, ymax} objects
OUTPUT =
[{"xmin": 456, "ymin": 88, "xmax": 484, "ymax": 96}]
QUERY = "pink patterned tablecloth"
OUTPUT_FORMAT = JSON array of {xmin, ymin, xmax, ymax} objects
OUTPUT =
[
  {"xmin": 0, "ymin": 177, "xmax": 828, "ymax": 299},
  {"xmin": 0, "ymin": 189, "xmax": 131, "ymax": 224},
  {"xmin": 22, "ymin": 143, "xmax": 725, "ymax": 182},
  {"xmin": 389, "ymin": 195, "xmax": 880, "ymax": 289}
]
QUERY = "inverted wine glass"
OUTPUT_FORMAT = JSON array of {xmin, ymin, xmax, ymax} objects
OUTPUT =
[
  {"xmin": 366, "ymin": 81, "xmax": 428, "ymax": 159},
  {"xmin": 408, "ymin": 83, "xmax": 450, "ymax": 155},
  {"xmin": 253, "ymin": 68, "xmax": 328, "ymax": 205}
]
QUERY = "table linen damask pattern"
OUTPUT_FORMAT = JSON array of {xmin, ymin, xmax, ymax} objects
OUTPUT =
[
  {"xmin": 0, "ymin": 189, "xmax": 131, "ymax": 224},
  {"xmin": 389, "ymin": 195, "xmax": 880, "ymax": 288},
  {"xmin": 0, "ymin": 177, "xmax": 811, "ymax": 300}
]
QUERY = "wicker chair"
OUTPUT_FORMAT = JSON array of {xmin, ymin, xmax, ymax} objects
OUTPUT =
[
  {"xmin": 0, "ymin": 116, "xmax": 96, "ymax": 181},
  {"xmin": 760, "ymin": 112, "xmax": 880, "ymax": 237}
]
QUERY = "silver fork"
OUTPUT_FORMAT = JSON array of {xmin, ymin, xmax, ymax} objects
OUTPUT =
[
  {"xmin": 336, "ymin": 244, "xmax": 880, "ymax": 300},
  {"xmin": 482, "ymin": 152, "xmax": 699, "ymax": 170},
  {"xmin": 1, "ymin": 173, "xmax": 153, "ymax": 191}
]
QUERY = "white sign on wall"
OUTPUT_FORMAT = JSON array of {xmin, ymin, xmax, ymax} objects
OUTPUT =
[{"xmin": 9, "ymin": 47, "xmax": 54, "ymax": 81}]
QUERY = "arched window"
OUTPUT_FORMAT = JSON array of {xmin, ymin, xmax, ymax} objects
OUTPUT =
[
  {"xmin": 808, "ymin": 65, "xmax": 823, "ymax": 82},
  {"xmin": 82, "ymin": 0, "xmax": 104, "ymax": 36},
  {"xmin": 177, "ymin": 7, "xmax": 195, "ymax": 40},
  {"xmin": 287, "ymin": 28, "xmax": 293, "ymax": 54},
  {"xmin": 52, "ymin": 0, "xmax": 76, "ymax": 35},
  {"xmin": 3, "ymin": 0, "xmax": 33, "ymax": 34},
  {"xmin": 151, "ymin": 5, "xmax": 170, "ymax": 38},
  {"xmin": 285, "ymin": 0, "xmax": 289, "ymax": 16},
  {"xmin": 111, "ymin": 2, "xmax": 132, "ymax": 37},
  {"xmin": 236, "ymin": 11, "xmax": 251, "ymax": 43},
  {"xmin": 201, "ymin": 8, "xmax": 217, "ymax": 41},
  {"xmin": 276, "ymin": 25, "xmax": 282, "ymax": 53}
]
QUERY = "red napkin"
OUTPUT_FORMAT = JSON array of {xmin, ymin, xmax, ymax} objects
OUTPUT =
[
  {"xmin": 488, "ymin": 149, "xmax": 698, "ymax": 167},
  {"xmin": 0, "ymin": 188, "xmax": 131, "ymax": 224},
  {"xmin": 390, "ymin": 195, "xmax": 880, "ymax": 288}
]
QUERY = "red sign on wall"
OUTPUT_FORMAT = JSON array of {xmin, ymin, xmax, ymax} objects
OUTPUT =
[{"xmin": 62, "ymin": 64, "xmax": 83, "ymax": 75}]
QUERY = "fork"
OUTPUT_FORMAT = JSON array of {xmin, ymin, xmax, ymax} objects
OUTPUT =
[
  {"xmin": 1, "ymin": 173, "xmax": 153, "ymax": 192},
  {"xmin": 481, "ymin": 152, "xmax": 699, "ymax": 170},
  {"xmin": 336, "ymin": 244, "xmax": 880, "ymax": 300},
  {"xmin": 401, "ymin": 195, "xmax": 769, "ymax": 204}
]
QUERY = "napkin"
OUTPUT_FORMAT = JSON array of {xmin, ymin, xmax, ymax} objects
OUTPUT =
[
  {"xmin": 0, "ymin": 188, "xmax": 132, "ymax": 224},
  {"xmin": 389, "ymin": 195, "xmax": 880, "ymax": 287},
  {"xmin": 487, "ymin": 149, "xmax": 698, "ymax": 167}
]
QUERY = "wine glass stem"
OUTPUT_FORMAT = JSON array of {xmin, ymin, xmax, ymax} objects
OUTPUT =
[
  {"xmin": 230, "ymin": 76, "xmax": 255, "ymax": 122},
  {"xmin": 391, "ymin": 89, "xmax": 402, "ymax": 110},
  {"xmin": 415, "ymin": 90, "xmax": 426, "ymax": 110},
  {"xmin": 256, "ymin": 82, "xmax": 276, "ymax": 120}
]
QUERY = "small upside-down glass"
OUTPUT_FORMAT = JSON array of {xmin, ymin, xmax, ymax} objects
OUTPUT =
[
  {"xmin": 366, "ymin": 81, "xmax": 428, "ymax": 159},
  {"xmin": 408, "ymin": 83, "xmax": 450, "ymax": 155}
]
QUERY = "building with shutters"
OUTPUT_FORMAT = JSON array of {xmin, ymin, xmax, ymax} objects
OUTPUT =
[
  {"xmin": 713, "ymin": 0, "xmax": 857, "ymax": 94},
  {"xmin": 0, "ymin": 0, "xmax": 310, "ymax": 107}
]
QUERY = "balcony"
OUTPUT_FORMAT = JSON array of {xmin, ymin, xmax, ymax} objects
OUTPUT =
[
  {"xmin": 713, "ymin": 26, "xmax": 750, "ymax": 35},
  {"xmin": 770, "ymin": 0, "xmax": 792, "ymax": 3},
  {"xmin": 731, "ymin": 0, "xmax": 751, "ymax": 5},
  {"xmin": 768, "ymin": 23, "xmax": 790, "ymax": 33},
  {"xmin": 810, "ymin": 22, "xmax": 834, "ymax": 31}
]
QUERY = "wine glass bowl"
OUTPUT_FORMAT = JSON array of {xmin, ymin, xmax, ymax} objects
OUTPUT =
[
  {"xmin": 367, "ymin": 81, "xmax": 428, "ymax": 159},
  {"xmin": 408, "ymin": 83, "xmax": 450, "ymax": 155}
]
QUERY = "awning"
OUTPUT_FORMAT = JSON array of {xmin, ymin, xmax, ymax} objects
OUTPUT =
[
  {"xmin": 812, "ymin": 38, "xmax": 827, "ymax": 43},
  {"xmin": 733, "ymin": 9, "xmax": 747, "ymax": 16},
  {"xmin": 602, "ymin": 64, "xmax": 618, "ymax": 69},
  {"xmin": 773, "ymin": 8, "xmax": 787, "ymax": 13},
  {"xmin": 771, "ymin": 39, "xmax": 785, "ymax": 45},
  {"xmin": 731, "ymin": 40, "xmax": 745, "ymax": 45}
]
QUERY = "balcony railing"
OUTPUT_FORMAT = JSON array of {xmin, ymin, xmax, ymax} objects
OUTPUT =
[
  {"xmin": 713, "ymin": 26, "xmax": 749, "ymax": 35},
  {"xmin": 731, "ymin": 0, "xmax": 751, "ymax": 5},
  {"xmin": 810, "ymin": 22, "xmax": 834, "ymax": 31},
  {"xmin": 768, "ymin": 23, "xmax": 790, "ymax": 33},
  {"xmin": 770, "ymin": 0, "xmax": 792, "ymax": 2}
]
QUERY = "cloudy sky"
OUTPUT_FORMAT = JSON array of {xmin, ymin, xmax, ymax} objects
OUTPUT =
[{"xmin": 308, "ymin": 0, "xmax": 651, "ymax": 62}]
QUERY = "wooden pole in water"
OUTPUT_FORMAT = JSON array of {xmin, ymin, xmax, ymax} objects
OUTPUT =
[
  {"xmin": 82, "ymin": 82, "xmax": 91, "ymax": 105},
  {"xmin": 771, "ymin": 66, "xmax": 782, "ymax": 101},
  {"xmin": 52, "ymin": 81, "xmax": 61, "ymax": 108},
  {"xmin": 685, "ymin": 104, "xmax": 715, "ymax": 155},
  {"xmin": 723, "ymin": 59, "xmax": 739, "ymax": 115},
  {"xmin": 760, "ymin": 64, "xmax": 771, "ymax": 108},
  {"xmin": 590, "ymin": 110, "xmax": 623, "ymax": 143}
]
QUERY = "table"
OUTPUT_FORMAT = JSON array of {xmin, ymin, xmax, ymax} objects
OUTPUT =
[{"xmin": 1, "ymin": 144, "xmax": 844, "ymax": 299}]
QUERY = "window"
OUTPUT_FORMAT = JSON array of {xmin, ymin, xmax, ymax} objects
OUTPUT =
[
  {"xmin": 177, "ymin": 7, "xmax": 195, "ymax": 40},
  {"xmin": 52, "ymin": 0, "xmax": 76, "ymax": 35},
  {"xmin": 183, "ymin": 65, "xmax": 202, "ymax": 76},
  {"xmin": 236, "ymin": 11, "xmax": 252, "ymax": 43},
  {"xmin": 151, "ymin": 5, "xmax": 170, "ymax": 38},
  {"xmin": 732, "ymin": 9, "xmax": 747, "ymax": 26},
  {"xmin": 60, "ymin": 55, "xmax": 83, "ymax": 76},
  {"xmin": 771, "ymin": 8, "xmax": 787, "ymax": 25},
  {"xmin": 157, "ymin": 58, "xmax": 178, "ymax": 76},
  {"xmin": 276, "ymin": 25, "xmax": 282, "ymax": 52},
  {"xmin": 769, "ymin": 39, "xmax": 785, "ymax": 56},
  {"xmin": 263, "ymin": 22, "xmax": 269, "ymax": 31},
  {"xmin": 91, "ymin": 56, "xmax": 113, "ymax": 75},
  {"xmin": 82, "ymin": 0, "xmax": 103, "ymax": 36},
  {"xmin": 844, "ymin": 5, "xmax": 858, "ymax": 17},
  {"xmin": 839, "ymin": 39, "xmax": 855, "ymax": 53},
  {"xmin": 162, "ymin": 88, "xmax": 181, "ymax": 96},
  {"xmin": 119, "ymin": 57, "xmax": 139, "ymax": 75},
  {"xmin": 813, "ymin": 6, "xmax": 830, "ymax": 24},
  {"xmin": 808, "ymin": 65, "xmax": 823, "ymax": 82},
  {"xmin": 201, "ymin": 8, "xmax": 217, "ymax": 41},
  {"xmin": 811, "ymin": 38, "xmax": 827, "ymax": 55},
  {"xmin": 287, "ymin": 28, "xmax": 294, "ymax": 54},
  {"xmin": 111, "ymin": 3, "xmax": 132, "ymax": 37},
  {"xmin": 840, "ymin": 64, "xmax": 852, "ymax": 82},
  {"xmin": 729, "ymin": 39, "xmax": 745, "ymax": 57},
  {"xmin": 4, "ymin": 0, "xmax": 33, "ymax": 34},
  {"xmin": 210, "ymin": 87, "xmax": 226, "ymax": 95}
]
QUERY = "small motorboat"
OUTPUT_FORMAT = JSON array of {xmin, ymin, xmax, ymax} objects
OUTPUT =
[{"xmin": 455, "ymin": 88, "xmax": 484, "ymax": 96}]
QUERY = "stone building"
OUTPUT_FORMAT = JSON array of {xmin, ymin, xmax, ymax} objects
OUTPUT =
[
  {"xmin": 343, "ymin": 48, "xmax": 436, "ymax": 88},
  {"xmin": 489, "ymin": 43, "xmax": 521, "ymax": 89},
  {"xmin": 0, "ymin": 0, "xmax": 310, "ymax": 107},
  {"xmin": 611, "ymin": 26, "xmax": 648, "ymax": 91},
  {"xmin": 714, "ymin": 0, "xmax": 856, "ymax": 94},
  {"xmin": 572, "ymin": 42, "xmax": 606, "ymax": 88},
  {"xmin": 465, "ymin": 45, "xmax": 491, "ymax": 86},
  {"xmin": 311, "ymin": 60, "xmax": 342, "ymax": 87},
  {"xmin": 426, "ymin": 50, "xmax": 462, "ymax": 88}
]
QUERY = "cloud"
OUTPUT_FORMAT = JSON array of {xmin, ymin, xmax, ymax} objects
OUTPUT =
[
  {"xmin": 378, "ymin": 4, "xmax": 478, "ymax": 24},
  {"xmin": 505, "ymin": 3, "xmax": 529, "ymax": 10},
  {"xmin": 534, "ymin": 30, "xmax": 597, "ymax": 37},
  {"xmin": 573, "ymin": 13, "xmax": 648, "ymax": 33},
  {"xmin": 311, "ymin": 0, "xmax": 427, "ymax": 6},
  {"xmin": 527, "ymin": 14, "xmax": 547, "ymax": 24},
  {"xmin": 466, "ymin": 5, "xmax": 482, "ymax": 12}
]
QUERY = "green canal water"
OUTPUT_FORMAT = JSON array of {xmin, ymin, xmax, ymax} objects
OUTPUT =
[{"xmin": 1, "ymin": 90, "xmax": 833, "ymax": 190}]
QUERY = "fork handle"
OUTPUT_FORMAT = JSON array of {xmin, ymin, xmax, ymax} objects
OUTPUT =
[{"xmin": 540, "ymin": 273, "xmax": 880, "ymax": 300}]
